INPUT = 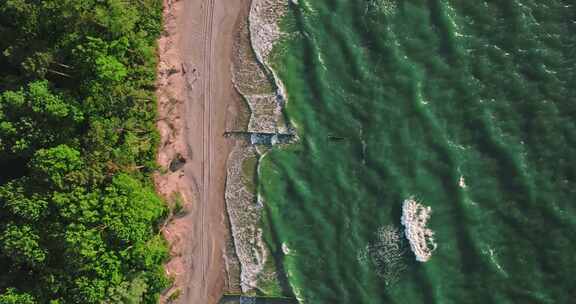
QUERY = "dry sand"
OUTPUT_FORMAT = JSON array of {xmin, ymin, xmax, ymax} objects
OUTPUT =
[{"xmin": 155, "ymin": 0, "xmax": 250, "ymax": 303}]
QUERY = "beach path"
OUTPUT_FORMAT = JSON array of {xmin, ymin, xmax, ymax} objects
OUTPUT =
[{"xmin": 157, "ymin": 0, "xmax": 249, "ymax": 303}]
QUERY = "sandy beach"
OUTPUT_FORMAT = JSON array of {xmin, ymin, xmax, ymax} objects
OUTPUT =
[{"xmin": 155, "ymin": 0, "xmax": 250, "ymax": 302}]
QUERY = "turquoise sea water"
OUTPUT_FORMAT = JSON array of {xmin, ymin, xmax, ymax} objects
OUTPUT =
[{"xmin": 259, "ymin": 0, "xmax": 576, "ymax": 303}]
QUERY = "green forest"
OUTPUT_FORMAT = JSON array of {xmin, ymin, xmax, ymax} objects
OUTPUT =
[{"xmin": 0, "ymin": 0, "xmax": 170, "ymax": 303}]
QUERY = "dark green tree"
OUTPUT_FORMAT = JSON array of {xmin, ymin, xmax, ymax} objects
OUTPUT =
[
  {"xmin": 0, "ymin": 288, "xmax": 36, "ymax": 304},
  {"xmin": 0, "ymin": 223, "xmax": 46, "ymax": 267},
  {"xmin": 0, "ymin": 179, "xmax": 48, "ymax": 221},
  {"xmin": 0, "ymin": 81, "xmax": 82, "ymax": 159},
  {"xmin": 30, "ymin": 144, "xmax": 84, "ymax": 189},
  {"xmin": 102, "ymin": 174, "xmax": 165, "ymax": 244}
]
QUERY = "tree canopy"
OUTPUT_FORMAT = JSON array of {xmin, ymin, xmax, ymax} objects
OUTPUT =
[{"xmin": 0, "ymin": 0, "xmax": 168, "ymax": 302}]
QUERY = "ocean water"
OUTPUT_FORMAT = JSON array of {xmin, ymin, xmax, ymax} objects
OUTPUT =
[{"xmin": 259, "ymin": 1, "xmax": 576, "ymax": 303}]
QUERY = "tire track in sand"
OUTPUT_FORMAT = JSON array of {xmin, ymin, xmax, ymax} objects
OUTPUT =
[{"xmin": 201, "ymin": 0, "xmax": 215, "ymax": 290}]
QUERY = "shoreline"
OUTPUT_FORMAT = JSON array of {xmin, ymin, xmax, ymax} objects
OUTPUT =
[
  {"xmin": 223, "ymin": 0, "xmax": 298, "ymax": 298},
  {"xmin": 155, "ymin": 0, "xmax": 294, "ymax": 301}
]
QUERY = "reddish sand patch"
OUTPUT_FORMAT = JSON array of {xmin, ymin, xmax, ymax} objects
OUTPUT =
[{"xmin": 155, "ymin": 0, "xmax": 250, "ymax": 302}]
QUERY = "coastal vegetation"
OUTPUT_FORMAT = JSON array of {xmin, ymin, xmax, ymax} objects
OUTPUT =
[{"xmin": 0, "ymin": 0, "xmax": 169, "ymax": 302}]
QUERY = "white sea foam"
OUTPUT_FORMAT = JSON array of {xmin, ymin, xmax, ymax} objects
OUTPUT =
[
  {"xmin": 400, "ymin": 197, "xmax": 437, "ymax": 262},
  {"xmin": 357, "ymin": 225, "xmax": 408, "ymax": 286},
  {"xmin": 458, "ymin": 175, "xmax": 467, "ymax": 188},
  {"xmin": 282, "ymin": 242, "xmax": 292, "ymax": 255},
  {"xmin": 483, "ymin": 246, "xmax": 509, "ymax": 278}
]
